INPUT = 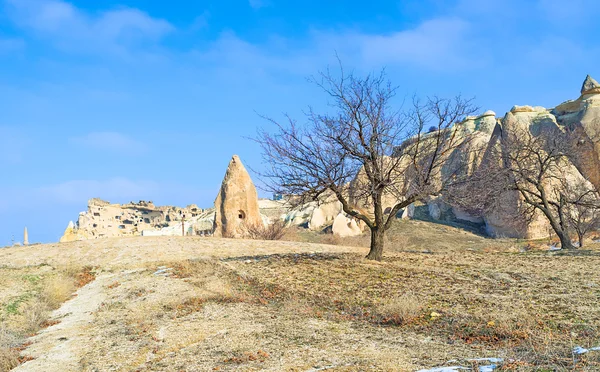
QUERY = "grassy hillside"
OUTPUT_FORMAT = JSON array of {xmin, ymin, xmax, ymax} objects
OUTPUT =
[{"xmin": 1, "ymin": 220, "xmax": 599, "ymax": 371}]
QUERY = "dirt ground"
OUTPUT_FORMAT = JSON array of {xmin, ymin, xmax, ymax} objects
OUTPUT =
[{"xmin": 1, "ymin": 222, "xmax": 600, "ymax": 371}]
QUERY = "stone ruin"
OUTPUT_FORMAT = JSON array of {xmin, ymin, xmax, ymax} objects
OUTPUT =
[
  {"xmin": 60, "ymin": 198, "xmax": 204, "ymax": 242},
  {"xmin": 59, "ymin": 155, "xmax": 280, "ymax": 242}
]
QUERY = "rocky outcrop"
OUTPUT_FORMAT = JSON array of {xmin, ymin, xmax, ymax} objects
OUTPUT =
[
  {"xmin": 59, "ymin": 199, "xmax": 204, "ymax": 242},
  {"xmin": 213, "ymin": 155, "xmax": 263, "ymax": 238},
  {"xmin": 581, "ymin": 75, "xmax": 600, "ymax": 96},
  {"xmin": 332, "ymin": 213, "xmax": 364, "ymax": 237},
  {"xmin": 464, "ymin": 75, "xmax": 600, "ymax": 238}
]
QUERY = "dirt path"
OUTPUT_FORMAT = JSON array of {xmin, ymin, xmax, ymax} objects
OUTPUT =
[
  {"xmin": 12, "ymin": 272, "xmax": 120, "ymax": 371},
  {"xmin": 4, "ymin": 237, "xmax": 371, "ymax": 371}
]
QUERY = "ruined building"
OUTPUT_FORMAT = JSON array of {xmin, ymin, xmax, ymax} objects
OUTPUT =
[{"xmin": 60, "ymin": 198, "xmax": 203, "ymax": 242}]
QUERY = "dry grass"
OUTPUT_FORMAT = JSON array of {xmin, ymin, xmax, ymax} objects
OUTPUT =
[
  {"xmin": 376, "ymin": 293, "xmax": 423, "ymax": 325},
  {"xmin": 3, "ymin": 223, "xmax": 600, "ymax": 370},
  {"xmin": 0, "ymin": 265, "xmax": 95, "ymax": 371},
  {"xmin": 227, "ymin": 248, "xmax": 600, "ymax": 369},
  {"xmin": 0, "ymin": 328, "xmax": 20, "ymax": 372},
  {"xmin": 242, "ymin": 220, "xmax": 288, "ymax": 240},
  {"xmin": 41, "ymin": 275, "xmax": 76, "ymax": 309},
  {"xmin": 283, "ymin": 218, "xmax": 517, "ymax": 254}
]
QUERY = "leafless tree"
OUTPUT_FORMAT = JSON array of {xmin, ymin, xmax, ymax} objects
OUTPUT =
[
  {"xmin": 563, "ymin": 180, "xmax": 600, "ymax": 247},
  {"xmin": 255, "ymin": 65, "xmax": 476, "ymax": 260},
  {"xmin": 498, "ymin": 124, "xmax": 583, "ymax": 249}
]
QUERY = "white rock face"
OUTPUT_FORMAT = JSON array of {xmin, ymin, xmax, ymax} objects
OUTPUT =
[
  {"xmin": 332, "ymin": 213, "xmax": 364, "ymax": 237},
  {"xmin": 401, "ymin": 204, "xmax": 415, "ymax": 220}
]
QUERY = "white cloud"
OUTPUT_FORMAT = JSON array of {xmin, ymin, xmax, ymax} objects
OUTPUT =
[
  {"xmin": 353, "ymin": 18, "xmax": 472, "ymax": 70},
  {"xmin": 190, "ymin": 11, "xmax": 210, "ymax": 31},
  {"xmin": 69, "ymin": 131, "xmax": 147, "ymax": 153},
  {"xmin": 187, "ymin": 17, "xmax": 473, "ymax": 80},
  {"xmin": 38, "ymin": 178, "xmax": 160, "ymax": 204},
  {"xmin": 4, "ymin": 0, "xmax": 174, "ymax": 55},
  {"xmin": 248, "ymin": 0, "xmax": 269, "ymax": 9}
]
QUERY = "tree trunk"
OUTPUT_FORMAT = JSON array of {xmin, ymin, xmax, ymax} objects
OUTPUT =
[
  {"xmin": 366, "ymin": 227, "xmax": 385, "ymax": 261},
  {"xmin": 578, "ymin": 233, "xmax": 584, "ymax": 248},
  {"xmin": 557, "ymin": 230, "xmax": 576, "ymax": 250}
]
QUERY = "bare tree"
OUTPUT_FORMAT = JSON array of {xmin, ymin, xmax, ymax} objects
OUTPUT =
[
  {"xmin": 255, "ymin": 65, "xmax": 476, "ymax": 260},
  {"xmin": 564, "ymin": 180, "xmax": 600, "ymax": 247},
  {"xmin": 499, "ymin": 124, "xmax": 582, "ymax": 249}
]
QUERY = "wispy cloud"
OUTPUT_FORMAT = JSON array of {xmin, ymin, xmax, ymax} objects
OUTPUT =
[
  {"xmin": 38, "ymin": 178, "xmax": 160, "ymax": 204},
  {"xmin": 248, "ymin": 0, "xmax": 269, "ymax": 9},
  {"xmin": 0, "ymin": 37, "xmax": 25, "ymax": 53},
  {"xmin": 0, "ymin": 126, "xmax": 30, "ymax": 165},
  {"xmin": 69, "ymin": 132, "xmax": 147, "ymax": 153},
  {"xmin": 4, "ymin": 0, "xmax": 174, "ymax": 55},
  {"xmin": 354, "ymin": 18, "xmax": 472, "ymax": 70}
]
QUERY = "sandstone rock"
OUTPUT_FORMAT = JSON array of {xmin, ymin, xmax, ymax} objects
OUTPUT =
[
  {"xmin": 581, "ymin": 75, "xmax": 600, "ymax": 95},
  {"xmin": 331, "ymin": 213, "xmax": 363, "ymax": 237},
  {"xmin": 308, "ymin": 200, "xmax": 342, "ymax": 230},
  {"xmin": 213, "ymin": 155, "xmax": 263, "ymax": 238},
  {"xmin": 401, "ymin": 203, "xmax": 414, "ymax": 219},
  {"xmin": 59, "ymin": 199, "xmax": 202, "ymax": 241},
  {"xmin": 428, "ymin": 200, "xmax": 442, "ymax": 220},
  {"xmin": 452, "ymin": 206, "xmax": 483, "ymax": 224},
  {"xmin": 60, "ymin": 221, "xmax": 78, "ymax": 243}
]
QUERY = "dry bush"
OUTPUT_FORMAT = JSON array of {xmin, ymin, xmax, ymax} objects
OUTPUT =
[
  {"xmin": 243, "ymin": 220, "xmax": 287, "ymax": 240},
  {"xmin": 376, "ymin": 294, "xmax": 423, "ymax": 325},
  {"xmin": 0, "ymin": 328, "xmax": 20, "ymax": 372},
  {"xmin": 20, "ymin": 301, "xmax": 50, "ymax": 335},
  {"xmin": 42, "ymin": 275, "xmax": 75, "ymax": 309},
  {"xmin": 60, "ymin": 264, "xmax": 95, "ymax": 288},
  {"xmin": 320, "ymin": 233, "xmax": 342, "ymax": 246}
]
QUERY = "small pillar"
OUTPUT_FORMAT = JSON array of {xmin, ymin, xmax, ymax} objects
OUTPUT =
[{"xmin": 23, "ymin": 227, "xmax": 29, "ymax": 246}]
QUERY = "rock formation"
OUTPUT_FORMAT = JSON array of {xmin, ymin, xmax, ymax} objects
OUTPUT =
[
  {"xmin": 59, "ymin": 199, "xmax": 204, "ymax": 242},
  {"xmin": 334, "ymin": 75, "xmax": 600, "ymax": 240},
  {"xmin": 57, "ymin": 76, "xmax": 600, "ymax": 243},
  {"xmin": 332, "ymin": 213, "xmax": 364, "ymax": 237},
  {"xmin": 213, "ymin": 155, "xmax": 263, "ymax": 238}
]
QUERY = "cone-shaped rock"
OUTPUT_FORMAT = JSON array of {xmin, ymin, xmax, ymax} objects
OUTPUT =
[
  {"xmin": 213, "ymin": 155, "xmax": 262, "ymax": 238},
  {"xmin": 581, "ymin": 75, "xmax": 600, "ymax": 95}
]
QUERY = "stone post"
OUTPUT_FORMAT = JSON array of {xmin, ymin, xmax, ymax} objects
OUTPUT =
[{"xmin": 23, "ymin": 227, "xmax": 29, "ymax": 246}]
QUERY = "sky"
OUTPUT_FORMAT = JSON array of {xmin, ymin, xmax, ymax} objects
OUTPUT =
[{"xmin": 1, "ymin": 0, "xmax": 600, "ymax": 245}]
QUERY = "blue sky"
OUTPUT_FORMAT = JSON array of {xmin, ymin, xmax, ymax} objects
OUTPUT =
[{"xmin": 1, "ymin": 0, "xmax": 599, "ymax": 245}]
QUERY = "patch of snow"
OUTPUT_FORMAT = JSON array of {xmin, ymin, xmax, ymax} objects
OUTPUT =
[
  {"xmin": 153, "ymin": 267, "xmax": 173, "ymax": 276},
  {"xmin": 573, "ymin": 346, "xmax": 600, "ymax": 355},
  {"xmin": 418, "ymin": 358, "xmax": 503, "ymax": 372}
]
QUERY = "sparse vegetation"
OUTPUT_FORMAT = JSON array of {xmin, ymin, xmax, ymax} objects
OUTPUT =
[
  {"xmin": 2, "ymin": 229, "xmax": 600, "ymax": 370},
  {"xmin": 242, "ymin": 220, "xmax": 287, "ymax": 240},
  {"xmin": 0, "ymin": 265, "xmax": 95, "ymax": 370}
]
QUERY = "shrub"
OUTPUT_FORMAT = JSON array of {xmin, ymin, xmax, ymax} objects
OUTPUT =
[
  {"xmin": 243, "ymin": 220, "xmax": 287, "ymax": 240},
  {"xmin": 42, "ymin": 275, "xmax": 76, "ymax": 309},
  {"xmin": 0, "ymin": 328, "xmax": 20, "ymax": 371},
  {"xmin": 377, "ymin": 293, "xmax": 423, "ymax": 325}
]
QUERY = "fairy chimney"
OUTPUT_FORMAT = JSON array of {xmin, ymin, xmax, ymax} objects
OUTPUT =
[{"xmin": 213, "ymin": 155, "xmax": 263, "ymax": 237}]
